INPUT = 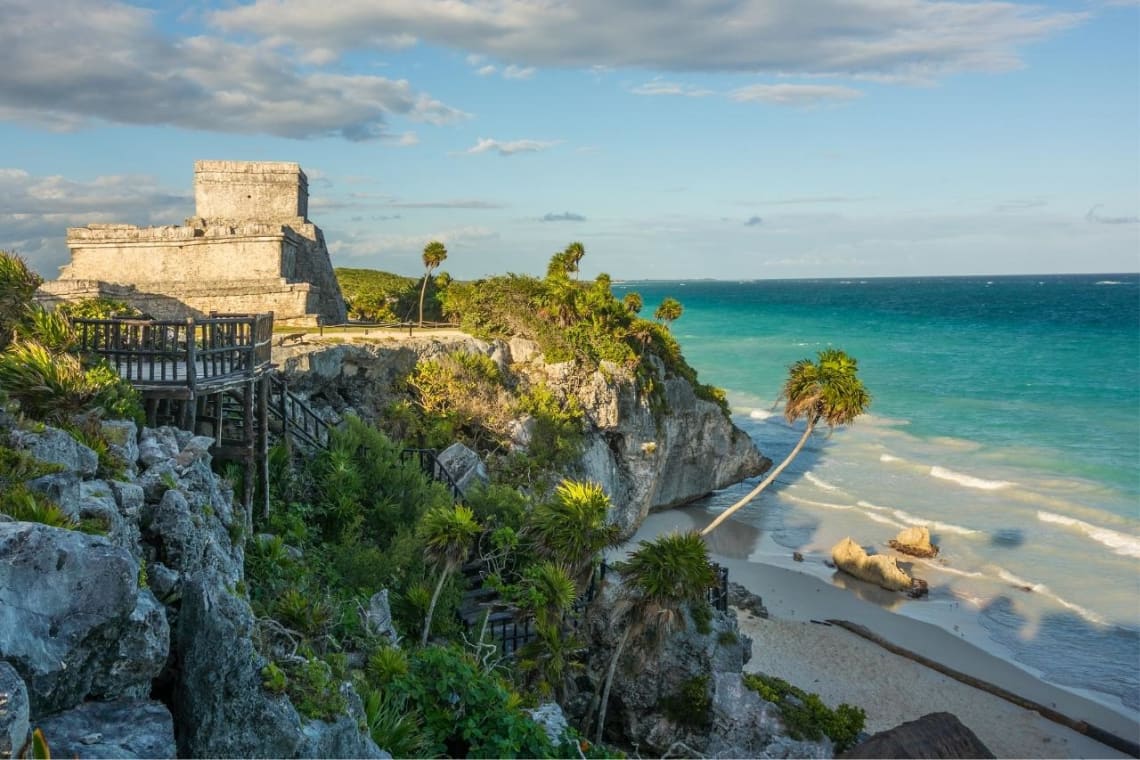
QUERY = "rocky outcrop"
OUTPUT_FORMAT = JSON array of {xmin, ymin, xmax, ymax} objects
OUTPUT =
[
  {"xmin": 276, "ymin": 336, "xmax": 767, "ymax": 534},
  {"xmin": 577, "ymin": 580, "xmax": 828, "ymax": 758},
  {"xmin": 0, "ymin": 523, "xmax": 168, "ymax": 715},
  {"xmin": 831, "ymin": 537, "xmax": 917, "ymax": 593},
  {"xmin": 1, "ymin": 418, "xmax": 384, "ymax": 759},
  {"xmin": 840, "ymin": 712, "xmax": 995, "ymax": 759},
  {"xmin": 889, "ymin": 526, "xmax": 939, "ymax": 558},
  {"xmin": 36, "ymin": 700, "xmax": 175, "ymax": 759}
]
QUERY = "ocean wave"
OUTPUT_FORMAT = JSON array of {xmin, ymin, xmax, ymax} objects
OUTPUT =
[
  {"xmin": 856, "ymin": 499, "xmax": 981, "ymax": 536},
  {"xmin": 804, "ymin": 471, "xmax": 843, "ymax": 492},
  {"xmin": 1095, "ymin": 280, "xmax": 1123, "ymax": 285},
  {"xmin": 917, "ymin": 561, "xmax": 985, "ymax": 579},
  {"xmin": 1037, "ymin": 511, "xmax": 1140, "ymax": 559},
  {"xmin": 995, "ymin": 568, "xmax": 1107, "ymax": 626},
  {"xmin": 930, "ymin": 466, "xmax": 1013, "ymax": 490},
  {"xmin": 785, "ymin": 494, "xmax": 905, "ymax": 529},
  {"xmin": 879, "ymin": 453, "xmax": 902, "ymax": 463},
  {"xmin": 749, "ymin": 409, "xmax": 775, "ymax": 420}
]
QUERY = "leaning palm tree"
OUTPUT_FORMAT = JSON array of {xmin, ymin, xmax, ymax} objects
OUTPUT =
[
  {"xmin": 418, "ymin": 240, "xmax": 448, "ymax": 326},
  {"xmin": 653, "ymin": 296, "xmax": 683, "ymax": 328},
  {"xmin": 419, "ymin": 503, "xmax": 481, "ymax": 645},
  {"xmin": 595, "ymin": 530, "xmax": 715, "ymax": 744},
  {"xmin": 701, "ymin": 348, "xmax": 870, "ymax": 537}
]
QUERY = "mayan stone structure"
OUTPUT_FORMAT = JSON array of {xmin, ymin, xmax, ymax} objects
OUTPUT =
[{"xmin": 38, "ymin": 161, "xmax": 347, "ymax": 326}]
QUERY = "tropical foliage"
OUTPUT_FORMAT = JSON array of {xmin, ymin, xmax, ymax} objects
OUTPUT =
[
  {"xmin": 336, "ymin": 268, "xmax": 429, "ymax": 323},
  {"xmin": 701, "ymin": 348, "xmax": 870, "ymax": 536},
  {"xmin": 743, "ymin": 673, "xmax": 866, "ymax": 752}
]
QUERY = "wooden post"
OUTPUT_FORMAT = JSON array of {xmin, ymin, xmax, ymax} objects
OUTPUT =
[
  {"xmin": 242, "ymin": 379, "xmax": 255, "ymax": 535},
  {"xmin": 257, "ymin": 374, "xmax": 270, "ymax": 522}
]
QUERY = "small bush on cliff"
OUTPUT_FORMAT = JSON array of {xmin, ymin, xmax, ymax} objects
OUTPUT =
[{"xmin": 742, "ymin": 672, "xmax": 865, "ymax": 752}]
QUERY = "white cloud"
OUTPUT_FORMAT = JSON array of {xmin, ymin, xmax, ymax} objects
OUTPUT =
[
  {"xmin": 465, "ymin": 138, "xmax": 562, "ymax": 156},
  {"xmin": 476, "ymin": 64, "xmax": 498, "ymax": 76},
  {"xmin": 330, "ymin": 226, "xmax": 500, "ymax": 259},
  {"xmin": 211, "ymin": 0, "xmax": 1085, "ymax": 83},
  {"xmin": 0, "ymin": 168, "xmax": 189, "ymax": 276},
  {"xmin": 503, "ymin": 64, "xmax": 536, "ymax": 80},
  {"xmin": 630, "ymin": 79, "xmax": 715, "ymax": 97},
  {"xmin": 730, "ymin": 84, "xmax": 863, "ymax": 106},
  {"xmin": 0, "ymin": 0, "xmax": 468, "ymax": 140}
]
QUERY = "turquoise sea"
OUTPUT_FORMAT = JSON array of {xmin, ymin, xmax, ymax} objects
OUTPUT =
[{"xmin": 617, "ymin": 275, "xmax": 1140, "ymax": 716}]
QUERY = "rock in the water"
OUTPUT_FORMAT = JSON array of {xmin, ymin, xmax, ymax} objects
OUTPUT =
[
  {"xmin": 840, "ymin": 712, "xmax": 995, "ymax": 759},
  {"xmin": 889, "ymin": 526, "xmax": 939, "ymax": 558},
  {"xmin": 0, "ymin": 523, "xmax": 168, "ymax": 715},
  {"xmin": 435, "ymin": 442, "xmax": 488, "ymax": 496},
  {"xmin": 831, "ymin": 537, "xmax": 915, "ymax": 593},
  {"xmin": 36, "ymin": 700, "xmax": 176, "ymax": 759},
  {"xmin": 0, "ymin": 662, "xmax": 29, "ymax": 760}
]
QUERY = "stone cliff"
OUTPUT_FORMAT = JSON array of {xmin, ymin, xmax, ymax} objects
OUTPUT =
[{"xmin": 274, "ymin": 332, "xmax": 768, "ymax": 533}]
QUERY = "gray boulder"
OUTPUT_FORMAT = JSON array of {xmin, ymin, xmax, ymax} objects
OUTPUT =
[
  {"xmin": 76, "ymin": 480, "xmax": 136, "ymax": 554},
  {"xmin": 0, "ymin": 662, "xmax": 29, "ymax": 760},
  {"xmin": 0, "ymin": 524, "xmax": 168, "ymax": 715},
  {"xmin": 137, "ymin": 428, "xmax": 180, "ymax": 469},
  {"xmin": 364, "ymin": 590, "xmax": 400, "ymax": 646},
  {"xmin": 143, "ymin": 487, "xmax": 240, "ymax": 587},
  {"xmin": 25, "ymin": 471, "xmax": 80, "ymax": 511},
  {"xmin": 435, "ymin": 442, "xmax": 488, "ymax": 496},
  {"xmin": 8, "ymin": 427, "xmax": 97, "ymax": 478},
  {"xmin": 100, "ymin": 419, "xmax": 139, "ymax": 477},
  {"xmin": 527, "ymin": 703, "xmax": 569, "ymax": 747},
  {"xmin": 36, "ymin": 700, "xmax": 175, "ymax": 759}
]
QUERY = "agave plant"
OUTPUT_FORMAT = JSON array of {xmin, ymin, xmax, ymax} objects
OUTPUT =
[{"xmin": 0, "ymin": 341, "xmax": 99, "ymax": 422}]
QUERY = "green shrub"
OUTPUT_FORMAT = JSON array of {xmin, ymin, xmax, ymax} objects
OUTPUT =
[
  {"xmin": 690, "ymin": 601, "xmax": 713, "ymax": 635},
  {"xmin": 362, "ymin": 688, "xmax": 427, "ymax": 758},
  {"xmin": 659, "ymin": 674, "xmax": 711, "ymax": 729},
  {"xmin": 0, "ymin": 485, "xmax": 76, "ymax": 529},
  {"xmin": 742, "ymin": 673, "xmax": 865, "ymax": 752}
]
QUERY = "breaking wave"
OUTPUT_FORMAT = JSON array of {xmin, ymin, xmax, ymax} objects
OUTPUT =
[
  {"xmin": 995, "ymin": 568, "xmax": 1108, "ymax": 626},
  {"xmin": 930, "ymin": 466, "xmax": 1013, "ymax": 490},
  {"xmin": 1037, "ymin": 511, "xmax": 1140, "ymax": 559}
]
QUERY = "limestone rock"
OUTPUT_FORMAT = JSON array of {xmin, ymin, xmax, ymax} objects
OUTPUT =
[
  {"xmin": 840, "ymin": 712, "xmax": 995, "ymax": 759},
  {"xmin": 704, "ymin": 671, "xmax": 831, "ymax": 759},
  {"xmin": 36, "ymin": 700, "xmax": 176, "ymax": 759},
  {"xmin": 138, "ymin": 427, "xmax": 180, "ymax": 469},
  {"xmin": 527, "ymin": 703, "xmax": 569, "ymax": 747},
  {"xmin": 364, "ymin": 589, "xmax": 400, "ymax": 646},
  {"xmin": 25, "ymin": 471, "xmax": 80, "ymax": 511},
  {"xmin": 100, "ymin": 419, "xmax": 139, "ymax": 477},
  {"xmin": 889, "ymin": 526, "xmax": 939, "ymax": 558},
  {"xmin": 77, "ymin": 480, "xmax": 136, "ymax": 554},
  {"xmin": 831, "ymin": 537, "xmax": 915, "ymax": 593},
  {"xmin": 0, "ymin": 662, "xmax": 29, "ymax": 760},
  {"xmin": 436, "ymin": 442, "xmax": 488, "ymax": 496},
  {"xmin": 144, "ymin": 487, "xmax": 240, "ymax": 587},
  {"xmin": 0, "ymin": 523, "xmax": 168, "ymax": 715},
  {"xmin": 8, "ymin": 427, "xmax": 97, "ymax": 478}
]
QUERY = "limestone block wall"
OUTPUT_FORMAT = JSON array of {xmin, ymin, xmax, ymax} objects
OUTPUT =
[{"xmin": 193, "ymin": 160, "xmax": 308, "ymax": 220}]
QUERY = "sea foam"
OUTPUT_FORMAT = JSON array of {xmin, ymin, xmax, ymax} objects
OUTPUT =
[
  {"xmin": 995, "ymin": 568, "xmax": 1108, "ymax": 626},
  {"xmin": 803, "ymin": 471, "xmax": 842, "ymax": 492},
  {"xmin": 1037, "ymin": 511, "xmax": 1140, "ymax": 559},
  {"xmin": 930, "ymin": 466, "xmax": 1013, "ymax": 490},
  {"xmin": 749, "ymin": 409, "xmax": 775, "ymax": 420},
  {"xmin": 856, "ymin": 500, "xmax": 980, "ymax": 536}
]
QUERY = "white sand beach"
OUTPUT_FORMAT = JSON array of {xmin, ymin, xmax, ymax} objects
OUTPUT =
[{"xmin": 626, "ymin": 508, "xmax": 1139, "ymax": 759}]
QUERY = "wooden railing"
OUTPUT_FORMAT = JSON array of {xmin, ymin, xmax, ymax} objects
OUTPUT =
[
  {"xmin": 73, "ymin": 313, "xmax": 274, "ymax": 392},
  {"xmin": 400, "ymin": 448, "xmax": 464, "ymax": 501},
  {"xmin": 267, "ymin": 375, "xmax": 330, "ymax": 450}
]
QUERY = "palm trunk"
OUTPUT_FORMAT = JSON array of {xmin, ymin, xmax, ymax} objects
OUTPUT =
[
  {"xmin": 422, "ymin": 566, "xmax": 450, "ymax": 646},
  {"xmin": 418, "ymin": 272, "xmax": 429, "ymax": 327},
  {"xmin": 700, "ymin": 414, "xmax": 818, "ymax": 537},
  {"xmin": 594, "ymin": 625, "xmax": 632, "ymax": 746}
]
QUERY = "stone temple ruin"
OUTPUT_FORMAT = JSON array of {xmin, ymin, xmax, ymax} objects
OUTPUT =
[{"xmin": 38, "ymin": 160, "xmax": 347, "ymax": 326}]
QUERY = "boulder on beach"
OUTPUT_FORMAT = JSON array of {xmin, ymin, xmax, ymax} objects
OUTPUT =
[
  {"xmin": 889, "ymin": 526, "xmax": 939, "ymax": 558},
  {"xmin": 831, "ymin": 537, "xmax": 914, "ymax": 592}
]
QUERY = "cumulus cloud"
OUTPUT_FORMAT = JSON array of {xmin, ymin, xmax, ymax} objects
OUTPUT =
[
  {"xmin": 329, "ymin": 226, "xmax": 500, "ymax": 259},
  {"xmin": 211, "ymin": 0, "xmax": 1084, "ymax": 83},
  {"xmin": 541, "ymin": 211, "xmax": 586, "ymax": 222},
  {"xmin": 0, "ymin": 168, "xmax": 189, "ymax": 275},
  {"xmin": 0, "ymin": 0, "xmax": 468, "ymax": 140},
  {"xmin": 466, "ymin": 138, "xmax": 562, "ymax": 156},
  {"xmin": 1086, "ymin": 205, "xmax": 1139, "ymax": 224},
  {"xmin": 744, "ymin": 215, "xmax": 763, "ymax": 227},
  {"xmin": 730, "ymin": 84, "xmax": 863, "ymax": 106},
  {"xmin": 503, "ymin": 64, "xmax": 536, "ymax": 80}
]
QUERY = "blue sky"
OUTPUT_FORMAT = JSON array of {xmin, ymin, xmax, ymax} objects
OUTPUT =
[{"xmin": 1, "ymin": 0, "xmax": 1137, "ymax": 281}]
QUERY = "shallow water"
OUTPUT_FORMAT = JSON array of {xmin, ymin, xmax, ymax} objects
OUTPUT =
[{"xmin": 616, "ymin": 275, "xmax": 1140, "ymax": 715}]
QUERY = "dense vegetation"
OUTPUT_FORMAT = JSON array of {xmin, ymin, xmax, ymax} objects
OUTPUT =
[
  {"xmin": 336, "ymin": 267, "xmax": 448, "ymax": 323},
  {"xmin": 743, "ymin": 673, "xmax": 866, "ymax": 752}
]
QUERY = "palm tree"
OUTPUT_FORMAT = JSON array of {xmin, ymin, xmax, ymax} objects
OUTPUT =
[
  {"xmin": 418, "ymin": 240, "xmax": 448, "ymax": 326},
  {"xmin": 653, "ymin": 297, "xmax": 683, "ymax": 327},
  {"xmin": 420, "ymin": 503, "xmax": 481, "ymax": 645},
  {"xmin": 564, "ymin": 241, "xmax": 585, "ymax": 279},
  {"xmin": 595, "ymin": 530, "xmax": 715, "ymax": 744},
  {"xmin": 622, "ymin": 292, "xmax": 643, "ymax": 315},
  {"xmin": 527, "ymin": 480, "xmax": 622, "ymax": 588},
  {"xmin": 701, "ymin": 348, "xmax": 870, "ymax": 537}
]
